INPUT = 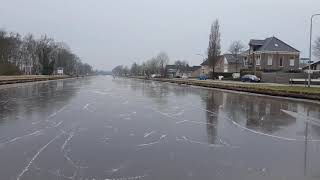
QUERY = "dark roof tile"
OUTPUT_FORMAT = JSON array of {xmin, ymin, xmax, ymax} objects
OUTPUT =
[{"xmin": 250, "ymin": 37, "xmax": 299, "ymax": 53}]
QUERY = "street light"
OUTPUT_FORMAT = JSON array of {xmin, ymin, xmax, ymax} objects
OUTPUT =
[
  {"xmin": 307, "ymin": 14, "xmax": 320, "ymax": 87},
  {"xmin": 195, "ymin": 53, "xmax": 205, "ymax": 60}
]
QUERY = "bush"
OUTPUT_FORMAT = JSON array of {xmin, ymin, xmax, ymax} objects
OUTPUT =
[
  {"xmin": 240, "ymin": 69, "xmax": 262, "ymax": 78},
  {"xmin": 209, "ymin": 72, "xmax": 234, "ymax": 79},
  {"xmin": 285, "ymin": 69, "xmax": 303, "ymax": 73},
  {"xmin": 0, "ymin": 63, "xmax": 21, "ymax": 75}
]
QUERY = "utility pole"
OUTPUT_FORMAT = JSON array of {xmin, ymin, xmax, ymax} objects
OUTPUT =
[{"xmin": 308, "ymin": 14, "xmax": 320, "ymax": 87}]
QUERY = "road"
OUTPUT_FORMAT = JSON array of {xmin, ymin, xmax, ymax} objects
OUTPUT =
[{"xmin": 0, "ymin": 76, "xmax": 320, "ymax": 180}]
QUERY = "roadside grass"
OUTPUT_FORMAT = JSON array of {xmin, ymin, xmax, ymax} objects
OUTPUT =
[
  {"xmin": 253, "ymin": 86, "xmax": 320, "ymax": 95},
  {"xmin": 0, "ymin": 75, "xmax": 63, "ymax": 80},
  {"xmin": 198, "ymin": 81, "xmax": 320, "ymax": 95},
  {"xmin": 182, "ymin": 79, "xmax": 320, "ymax": 95}
]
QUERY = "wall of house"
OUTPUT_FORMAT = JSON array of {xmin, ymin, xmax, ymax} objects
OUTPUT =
[
  {"xmin": 201, "ymin": 65, "xmax": 211, "ymax": 75},
  {"xmin": 257, "ymin": 53, "xmax": 299, "ymax": 71},
  {"xmin": 191, "ymin": 68, "xmax": 201, "ymax": 78},
  {"xmin": 226, "ymin": 63, "xmax": 245, "ymax": 73},
  {"xmin": 201, "ymin": 65, "xmax": 224, "ymax": 75}
]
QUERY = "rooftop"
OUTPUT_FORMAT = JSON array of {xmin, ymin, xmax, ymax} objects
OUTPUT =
[{"xmin": 249, "ymin": 36, "xmax": 299, "ymax": 53}]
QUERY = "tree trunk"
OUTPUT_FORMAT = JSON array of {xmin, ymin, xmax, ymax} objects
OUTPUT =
[{"xmin": 212, "ymin": 64, "xmax": 215, "ymax": 79}]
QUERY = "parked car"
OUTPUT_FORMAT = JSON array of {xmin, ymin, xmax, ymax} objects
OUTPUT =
[
  {"xmin": 241, "ymin": 74, "xmax": 261, "ymax": 82},
  {"xmin": 199, "ymin": 74, "xmax": 207, "ymax": 80},
  {"xmin": 181, "ymin": 75, "xmax": 188, "ymax": 79},
  {"xmin": 151, "ymin": 74, "xmax": 161, "ymax": 78}
]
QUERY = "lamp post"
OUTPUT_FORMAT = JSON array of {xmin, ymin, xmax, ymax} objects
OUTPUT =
[
  {"xmin": 308, "ymin": 14, "xmax": 320, "ymax": 87},
  {"xmin": 196, "ymin": 53, "xmax": 205, "ymax": 61}
]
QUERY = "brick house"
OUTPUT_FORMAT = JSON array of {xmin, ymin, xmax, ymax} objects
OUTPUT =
[
  {"xmin": 200, "ymin": 54, "xmax": 245, "ymax": 75},
  {"xmin": 246, "ymin": 36, "xmax": 300, "ymax": 72}
]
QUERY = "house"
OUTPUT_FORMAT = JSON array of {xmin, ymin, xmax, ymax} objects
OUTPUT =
[
  {"xmin": 246, "ymin": 36, "xmax": 300, "ymax": 71},
  {"xmin": 190, "ymin": 66, "xmax": 201, "ymax": 78},
  {"xmin": 302, "ymin": 61, "xmax": 320, "ymax": 71},
  {"xmin": 300, "ymin": 58, "xmax": 310, "ymax": 69},
  {"xmin": 200, "ymin": 54, "xmax": 245, "ymax": 75},
  {"xmin": 165, "ymin": 65, "xmax": 180, "ymax": 78},
  {"xmin": 19, "ymin": 64, "xmax": 33, "ymax": 75},
  {"xmin": 165, "ymin": 65, "xmax": 201, "ymax": 78},
  {"xmin": 56, "ymin": 67, "xmax": 64, "ymax": 75}
]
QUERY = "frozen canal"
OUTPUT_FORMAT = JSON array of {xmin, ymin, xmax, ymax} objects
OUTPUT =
[{"xmin": 0, "ymin": 76, "xmax": 320, "ymax": 180}]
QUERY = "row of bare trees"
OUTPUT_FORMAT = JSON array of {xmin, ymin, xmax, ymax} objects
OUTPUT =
[
  {"xmin": 113, "ymin": 52, "xmax": 170, "ymax": 77},
  {"xmin": 0, "ymin": 29, "xmax": 92, "ymax": 75}
]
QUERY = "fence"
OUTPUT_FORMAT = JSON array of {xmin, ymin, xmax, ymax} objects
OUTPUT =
[{"xmin": 261, "ymin": 72, "xmax": 319, "ymax": 84}]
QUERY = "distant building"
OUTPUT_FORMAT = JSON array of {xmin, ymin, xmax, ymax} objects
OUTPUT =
[
  {"xmin": 56, "ymin": 67, "xmax": 64, "ymax": 75},
  {"xmin": 300, "ymin": 58, "xmax": 310, "ymax": 69},
  {"xmin": 165, "ymin": 65, "xmax": 201, "ymax": 78},
  {"xmin": 19, "ymin": 64, "xmax": 33, "ymax": 75},
  {"xmin": 200, "ymin": 54, "xmax": 245, "ymax": 75},
  {"xmin": 302, "ymin": 61, "xmax": 320, "ymax": 70},
  {"xmin": 245, "ymin": 36, "xmax": 300, "ymax": 71}
]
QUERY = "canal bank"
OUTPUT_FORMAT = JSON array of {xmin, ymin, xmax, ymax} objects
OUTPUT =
[
  {"xmin": 0, "ymin": 75, "xmax": 73, "ymax": 85},
  {"xmin": 130, "ymin": 77, "xmax": 320, "ymax": 101}
]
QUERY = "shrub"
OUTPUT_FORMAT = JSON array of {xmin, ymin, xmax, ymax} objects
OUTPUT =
[
  {"xmin": 0, "ymin": 63, "xmax": 21, "ymax": 75},
  {"xmin": 240, "ymin": 69, "xmax": 262, "ymax": 78}
]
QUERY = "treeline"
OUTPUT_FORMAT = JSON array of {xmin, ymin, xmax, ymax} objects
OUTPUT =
[
  {"xmin": 112, "ymin": 52, "xmax": 170, "ymax": 77},
  {"xmin": 0, "ymin": 29, "xmax": 93, "ymax": 75}
]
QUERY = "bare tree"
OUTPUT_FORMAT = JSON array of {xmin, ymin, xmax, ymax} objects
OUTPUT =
[
  {"xmin": 0, "ymin": 31, "xmax": 21, "ymax": 64},
  {"xmin": 174, "ymin": 60, "xmax": 189, "ymax": 74},
  {"xmin": 229, "ymin": 41, "xmax": 245, "ymax": 72},
  {"xmin": 114, "ymin": 52, "xmax": 170, "ymax": 78},
  {"xmin": 156, "ymin": 52, "xmax": 169, "ymax": 76},
  {"xmin": 0, "ymin": 29, "xmax": 93, "ymax": 76},
  {"xmin": 314, "ymin": 37, "xmax": 320, "ymax": 60},
  {"xmin": 207, "ymin": 19, "xmax": 221, "ymax": 79},
  {"xmin": 35, "ymin": 35, "xmax": 57, "ymax": 75},
  {"xmin": 130, "ymin": 62, "xmax": 139, "ymax": 76},
  {"xmin": 20, "ymin": 34, "xmax": 39, "ymax": 74}
]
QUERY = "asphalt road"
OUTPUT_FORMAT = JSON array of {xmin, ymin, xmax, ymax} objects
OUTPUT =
[{"xmin": 0, "ymin": 76, "xmax": 320, "ymax": 180}]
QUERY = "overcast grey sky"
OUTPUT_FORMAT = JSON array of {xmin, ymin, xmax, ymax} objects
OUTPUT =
[{"xmin": 0, "ymin": 0, "xmax": 319, "ymax": 70}]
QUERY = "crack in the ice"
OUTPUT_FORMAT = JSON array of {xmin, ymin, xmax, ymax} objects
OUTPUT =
[
  {"xmin": 17, "ymin": 132, "xmax": 64, "ymax": 180},
  {"xmin": 105, "ymin": 174, "xmax": 147, "ymax": 180},
  {"xmin": 137, "ymin": 141, "xmax": 160, "ymax": 147},
  {"xmin": 176, "ymin": 136, "xmax": 239, "ymax": 148},
  {"xmin": 143, "ymin": 131, "xmax": 155, "ymax": 138},
  {"xmin": 0, "ymin": 130, "xmax": 43, "ymax": 146},
  {"xmin": 61, "ymin": 132, "xmax": 75, "ymax": 151}
]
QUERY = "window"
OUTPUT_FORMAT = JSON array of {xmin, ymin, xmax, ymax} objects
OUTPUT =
[
  {"xmin": 267, "ymin": 55, "xmax": 273, "ymax": 65},
  {"xmin": 224, "ymin": 65, "xmax": 228, "ymax": 72},
  {"xmin": 289, "ymin": 56, "xmax": 295, "ymax": 66},
  {"xmin": 256, "ymin": 55, "xmax": 261, "ymax": 65},
  {"xmin": 243, "ymin": 57, "xmax": 248, "ymax": 66},
  {"xmin": 290, "ymin": 59, "xmax": 295, "ymax": 66},
  {"xmin": 279, "ymin": 57, "xmax": 283, "ymax": 67}
]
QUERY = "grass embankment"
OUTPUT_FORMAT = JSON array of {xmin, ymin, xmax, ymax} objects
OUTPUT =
[
  {"xmin": 0, "ymin": 75, "xmax": 70, "ymax": 85},
  {"xmin": 131, "ymin": 77, "xmax": 320, "ymax": 101}
]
